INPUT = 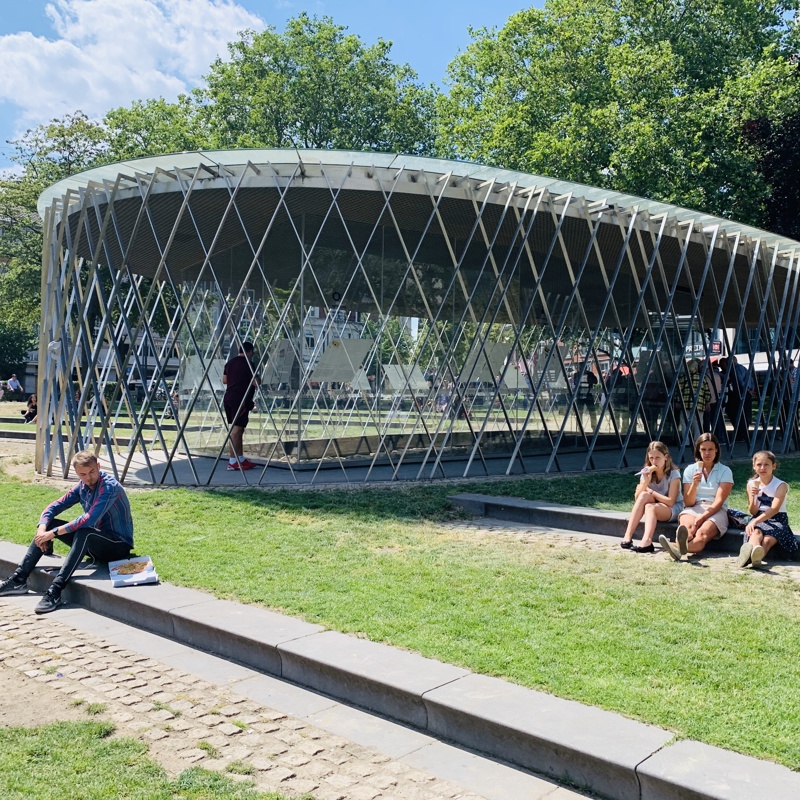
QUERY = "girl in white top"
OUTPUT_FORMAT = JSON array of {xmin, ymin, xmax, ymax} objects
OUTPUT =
[
  {"xmin": 660, "ymin": 433, "xmax": 734, "ymax": 561},
  {"xmin": 621, "ymin": 441, "xmax": 683, "ymax": 553},
  {"xmin": 737, "ymin": 450, "xmax": 798, "ymax": 568}
]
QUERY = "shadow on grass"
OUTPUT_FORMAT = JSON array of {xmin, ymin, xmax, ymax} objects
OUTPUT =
[
  {"xmin": 204, "ymin": 470, "xmax": 638, "ymax": 524},
  {"xmin": 197, "ymin": 456, "xmax": 800, "ymax": 524}
]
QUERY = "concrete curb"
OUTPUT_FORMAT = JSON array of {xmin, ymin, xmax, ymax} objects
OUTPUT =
[
  {"xmin": 2, "ymin": 540, "xmax": 798, "ymax": 800},
  {"xmin": 448, "ymin": 493, "xmax": 751, "ymax": 552}
]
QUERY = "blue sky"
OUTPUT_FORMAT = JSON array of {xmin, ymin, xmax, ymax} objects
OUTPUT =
[{"xmin": 0, "ymin": 0, "xmax": 536, "ymax": 171}]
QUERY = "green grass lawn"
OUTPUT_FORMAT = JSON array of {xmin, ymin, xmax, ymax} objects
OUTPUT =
[
  {"xmin": 1, "ymin": 459, "xmax": 799, "ymax": 770},
  {"xmin": 0, "ymin": 721, "xmax": 288, "ymax": 799}
]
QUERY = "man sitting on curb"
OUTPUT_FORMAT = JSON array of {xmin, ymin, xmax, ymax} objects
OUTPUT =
[{"xmin": 0, "ymin": 451, "xmax": 133, "ymax": 613}]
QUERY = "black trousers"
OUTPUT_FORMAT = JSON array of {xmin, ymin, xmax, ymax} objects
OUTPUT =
[{"xmin": 13, "ymin": 518, "xmax": 131, "ymax": 593}]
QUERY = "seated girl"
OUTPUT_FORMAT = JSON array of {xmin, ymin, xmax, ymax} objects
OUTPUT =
[
  {"xmin": 738, "ymin": 450, "xmax": 798, "ymax": 568},
  {"xmin": 621, "ymin": 441, "xmax": 683, "ymax": 553}
]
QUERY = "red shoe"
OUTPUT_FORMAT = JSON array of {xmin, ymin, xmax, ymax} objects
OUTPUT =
[
  {"xmin": 239, "ymin": 458, "xmax": 257, "ymax": 470},
  {"xmin": 226, "ymin": 461, "xmax": 241, "ymax": 471}
]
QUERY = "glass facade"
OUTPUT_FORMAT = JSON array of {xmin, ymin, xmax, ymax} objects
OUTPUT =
[{"xmin": 36, "ymin": 150, "xmax": 800, "ymax": 485}]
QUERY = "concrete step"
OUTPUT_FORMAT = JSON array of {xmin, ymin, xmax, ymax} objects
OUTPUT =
[
  {"xmin": 448, "ymin": 493, "xmax": 800, "ymax": 555},
  {"xmin": 0, "ymin": 417, "xmax": 181, "ymax": 431}
]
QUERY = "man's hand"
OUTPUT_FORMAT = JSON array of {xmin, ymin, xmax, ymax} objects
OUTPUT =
[{"xmin": 34, "ymin": 525, "xmax": 55, "ymax": 552}]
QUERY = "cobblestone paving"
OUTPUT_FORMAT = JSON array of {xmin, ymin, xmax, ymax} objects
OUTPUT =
[{"xmin": 0, "ymin": 602, "xmax": 486, "ymax": 800}]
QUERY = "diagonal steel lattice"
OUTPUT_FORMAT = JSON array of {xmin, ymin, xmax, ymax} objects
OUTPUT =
[{"xmin": 35, "ymin": 150, "xmax": 800, "ymax": 486}]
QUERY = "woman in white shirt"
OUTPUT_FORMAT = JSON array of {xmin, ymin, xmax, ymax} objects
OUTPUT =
[{"xmin": 659, "ymin": 433, "xmax": 733, "ymax": 561}]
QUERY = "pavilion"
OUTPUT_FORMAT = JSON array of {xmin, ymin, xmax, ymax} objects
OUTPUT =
[{"xmin": 35, "ymin": 150, "xmax": 800, "ymax": 485}]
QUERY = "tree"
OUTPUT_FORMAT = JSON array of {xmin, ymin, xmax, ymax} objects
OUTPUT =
[
  {"xmin": 734, "ymin": 58, "xmax": 800, "ymax": 238},
  {"xmin": 0, "ymin": 112, "xmax": 113, "ymax": 336},
  {"xmin": 436, "ymin": 0, "xmax": 800, "ymax": 225},
  {"xmin": 0, "ymin": 319, "xmax": 35, "ymax": 379},
  {"xmin": 9, "ymin": 111, "xmax": 109, "ymax": 190},
  {"xmin": 199, "ymin": 14, "xmax": 438, "ymax": 154},
  {"xmin": 104, "ymin": 96, "xmax": 211, "ymax": 160}
]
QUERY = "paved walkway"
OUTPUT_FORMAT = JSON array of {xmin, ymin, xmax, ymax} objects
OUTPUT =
[{"xmin": 0, "ymin": 595, "xmax": 587, "ymax": 800}]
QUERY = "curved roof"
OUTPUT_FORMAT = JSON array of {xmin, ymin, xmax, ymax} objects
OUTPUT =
[{"xmin": 37, "ymin": 148, "xmax": 800, "ymax": 252}]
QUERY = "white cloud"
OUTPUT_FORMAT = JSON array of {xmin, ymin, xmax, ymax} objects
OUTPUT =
[{"xmin": 0, "ymin": 0, "xmax": 265, "ymax": 135}]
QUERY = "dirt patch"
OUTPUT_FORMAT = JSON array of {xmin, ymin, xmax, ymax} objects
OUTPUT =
[
  {"xmin": 0, "ymin": 662, "xmax": 88, "ymax": 728},
  {"xmin": 0, "ymin": 437, "xmax": 75, "ymax": 489}
]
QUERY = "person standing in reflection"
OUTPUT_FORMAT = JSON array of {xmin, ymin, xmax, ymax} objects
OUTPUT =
[
  {"xmin": 704, "ymin": 360, "xmax": 726, "ymax": 442},
  {"xmin": 223, "ymin": 341, "xmax": 260, "ymax": 472},
  {"xmin": 726, "ymin": 356, "xmax": 756, "ymax": 441},
  {"xmin": 677, "ymin": 360, "xmax": 709, "ymax": 443}
]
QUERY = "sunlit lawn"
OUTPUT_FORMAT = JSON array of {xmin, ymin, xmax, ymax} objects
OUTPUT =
[
  {"xmin": 1, "ymin": 458, "xmax": 799, "ymax": 769},
  {"xmin": 0, "ymin": 720, "xmax": 288, "ymax": 800}
]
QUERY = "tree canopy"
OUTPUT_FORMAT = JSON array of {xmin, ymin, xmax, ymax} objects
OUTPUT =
[
  {"xmin": 436, "ymin": 0, "xmax": 800, "ymax": 229},
  {"xmin": 3, "ymin": 4, "xmax": 800, "ymax": 347},
  {"xmin": 199, "ymin": 13, "xmax": 437, "ymax": 153}
]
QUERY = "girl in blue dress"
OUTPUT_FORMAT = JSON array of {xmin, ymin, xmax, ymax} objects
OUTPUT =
[{"xmin": 737, "ymin": 450, "xmax": 798, "ymax": 568}]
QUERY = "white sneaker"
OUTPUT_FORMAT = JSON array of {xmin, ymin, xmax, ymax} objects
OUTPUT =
[
  {"xmin": 659, "ymin": 535, "xmax": 681, "ymax": 562},
  {"xmin": 736, "ymin": 542, "xmax": 753, "ymax": 568}
]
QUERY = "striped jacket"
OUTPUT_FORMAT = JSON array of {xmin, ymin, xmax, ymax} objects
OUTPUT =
[{"xmin": 38, "ymin": 471, "xmax": 134, "ymax": 546}]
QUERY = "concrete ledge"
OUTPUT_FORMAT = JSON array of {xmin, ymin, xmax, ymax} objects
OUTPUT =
[
  {"xmin": 72, "ymin": 572, "xmax": 207, "ymax": 638},
  {"xmin": 448, "ymin": 494, "xmax": 752, "ymax": 553},
  {"xmin": 279, "ymin": 630, "xmax": 470, "ymax": 729},
  {"xmin": 424, "ymin": 672, "xmax": 673, "ymax": 800},
  {"xmin": 4, "ymin": 539, "xmax": 800, "ymax": 800},
  {"xmin": 637, "ymin": 740, "xmax": 800, "ymax": 800},
  {"xmin": 171, "ymin": 598, "xmax": 324, "ymax": 677},
  {"xmin": 0, "ymin": 429, "xmax": 36, "ymax": 440},
  {"xmin": 449, "ymin": 492, "xmax": 668, "ymax": 537}
]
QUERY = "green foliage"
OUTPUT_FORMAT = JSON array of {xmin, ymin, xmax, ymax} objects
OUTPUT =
[
  {"xmin": 199, "ymin": 13, "xmax": 438, "ymax": 153},
  {"xmin": 0, "ymin": 181, "xmax": 42, "ymax": 268},
  {"xmin": 104, "ymin": 96, "xmax": 211, "ymax": 160},
  {"xmin": 410, "ymin": 319, "xmax": 477, "ymax": 376},
  {"xmin": 362, "ymin": 316, "xmax": 414, "ymax": 375},
  {"xmin": 0, "ymin": 259, "xmax": 42, "ymax": 331},
  {"xmin": 436, "ymin": 0, "xmax": 800, "ymax": 225},
  {"xmin": 0, "ymin": 319, "xmax": 35, "ymax": 378},
  {"xmin": 10, "ymin": 111, "xmax": 109, "ymax": 191}
]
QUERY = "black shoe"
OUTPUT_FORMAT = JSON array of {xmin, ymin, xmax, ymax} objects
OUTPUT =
[
  {"xmin": 34, "ymin": 590, "xmax": 63, "ymax": 614},
  {"xmin": 0, "ymin": 576, "xmax": 29, "ymax": 596},
  {"xmin": 631, "ymin": 543, "xmax": 655, "ymax": 553},
  {"xmin": 620, "ymin": 540, "xmax": 633, "ymax": 549}
]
